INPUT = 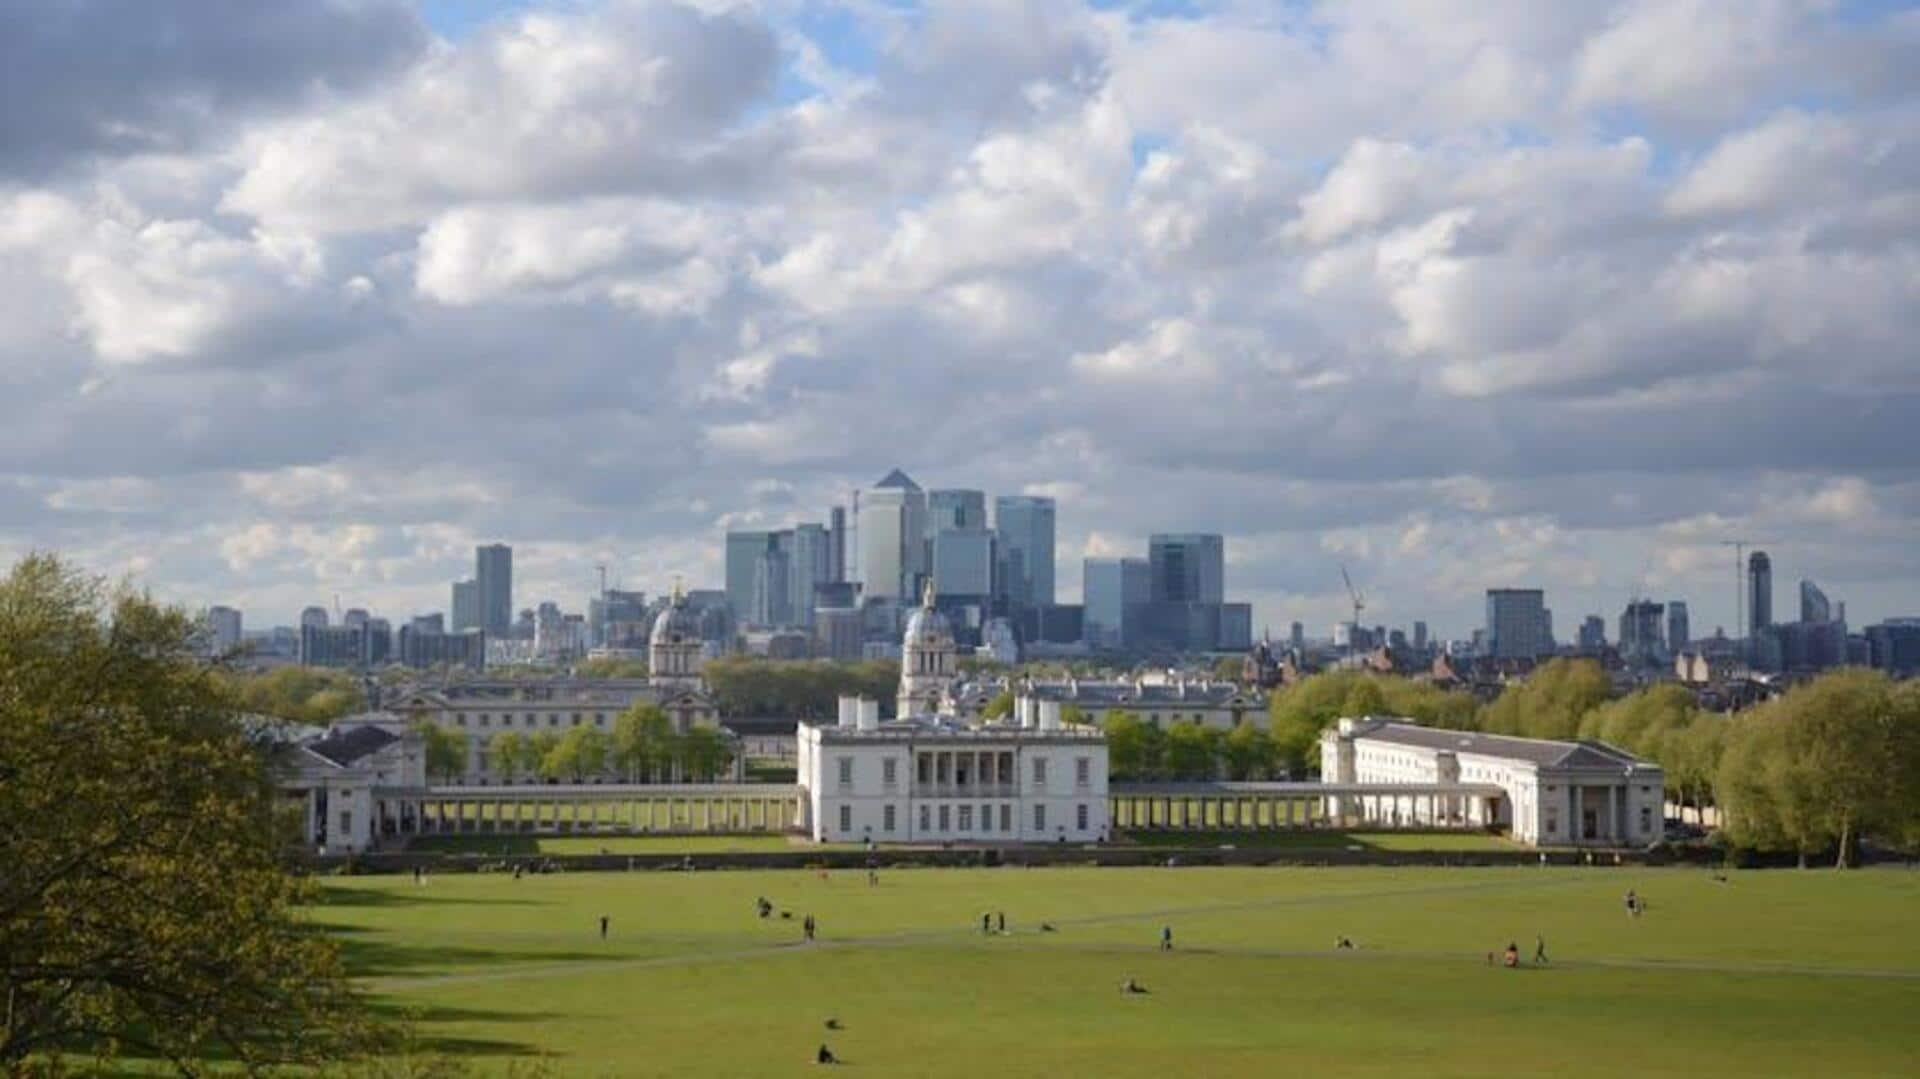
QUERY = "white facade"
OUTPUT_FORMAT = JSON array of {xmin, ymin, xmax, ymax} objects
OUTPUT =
[
  {"xmin": 798, "ymin": 698, "xmax": 1109, "ymax": 844},
  {"xmin": 898, "ymin": 579, "xmax": 958, "ymax": 718},
  {"xmin": 1320, "ymin": 716, "xmax": 1664, "ymax": 847},
  {"xmin": 274, "ymin": 714, "xmax": 425, "ymax": 853}
]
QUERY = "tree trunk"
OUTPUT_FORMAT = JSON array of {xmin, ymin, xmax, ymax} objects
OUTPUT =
[{"xmin": 1836, "ymin": 817, "xmax": 1853, "ymax": 869}]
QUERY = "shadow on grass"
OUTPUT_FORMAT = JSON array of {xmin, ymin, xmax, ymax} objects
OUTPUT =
[
  {"xmin": 408, "ymin": 835, "xmax": 545, "ymax": 855},
  {"xmin": 326, "ymin": 932, "xmax": 622, "ymax": 978},
  {"xmin": 316, "ymin": 883, "xmax": 540, "ymax": 907}
]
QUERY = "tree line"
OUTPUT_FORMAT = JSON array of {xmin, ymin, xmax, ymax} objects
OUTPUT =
[
  {"xmin": 416, "ymin": 703, "xmax": 735, "ymax": 784},
  {"xmin": 1217, "ymin": 658, "xmax": 1920, "ymax": 862}
]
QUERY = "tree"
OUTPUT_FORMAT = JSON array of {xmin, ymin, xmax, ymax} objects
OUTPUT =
[
  {"xmin": 489, "ymin": 730, "xmax": 525, "ymax": 783},
  {"xmin": 678, "ymin": 727, "xmax": 735, "ymax": 781},
  {"xmin": 548, "ymin": 726, "xmax": 611, "ymax": 782},
  {"xmin": 526, "ymin": 731, "xmax": 563, "ymax": 782},
  {"xmin": 1221, "ymin": 721, "xmax": 1276, "ymax": 780},
  {"xmin": 1102, "ymin": 712, "xmax": 1154, "ymax": 780},
  {"xmin": 0, "ymin": 555, "xmax": 380, "ymax": 1072},
  {"xmin": 1479, "ymin": 658, "xmax": 1610, "ymax": 740},
  {"xmin": 1716, "ymin": 669, "xmax": 1920, "ymax": 866},
  {"xmin": 980, "ymin": 690, "xmax": 1015, "ymax": 720},
  {"xmin": 613, "ymin": 703, "xmax": 675, "ymax": 782},
  {"xmin": 1163, "ymin": 722, "xmax": 1220, "ymax": 780},
  {"xmin": 220, "ymin": 665, "xmax": 365, "ymax": 725},
  {"xmin": 572, "ymin": 656, "xmax": 648, "ymax": 679},
  {"xmin": 417, "ymin": 721, "xmax": 468, "ymax": 783},
  {"xmin": 1211, "ymin": 656, "xmax": 1244, "ymax": 682}
]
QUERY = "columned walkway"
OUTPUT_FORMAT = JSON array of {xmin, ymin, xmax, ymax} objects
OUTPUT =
[
  {"xmin": 1109, "ymin": 781, "xmax": 1507, "ymax": 832},
  {"xmin": 372, "ymin": 784, "xmax": 802, "ymax": 839}
]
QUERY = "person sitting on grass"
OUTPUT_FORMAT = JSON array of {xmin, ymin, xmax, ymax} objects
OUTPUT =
[
  {"xmin": 1336, "ymin": 937, "xmax": 1354, "ymax": 950},
  {"xmin": 817, "ymin": 1044, "xmax": 838, "ymax": 1065},
  {"xmin": 1121, "ymin": 977, "xmax": 1148, "ymax": 994},
  {"xmin": 1503, "ymin": 942, "xmax": 1520, "ymax": 968}
]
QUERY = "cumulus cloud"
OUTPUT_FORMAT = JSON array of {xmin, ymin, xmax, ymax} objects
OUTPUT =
[{"xmin": 0, "ymin": 0, "xmax": 1916, "ymax": 635}]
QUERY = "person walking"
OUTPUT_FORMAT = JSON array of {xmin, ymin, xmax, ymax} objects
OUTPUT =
[
  {"xmin": 996, "ymin": 911, "xmax": 1006, "ymax": 934},
  {"xmin": 1533, "ymin": 935, "xmax": 1548, "ymax": 964},
  {"xmin": 982, "ymin": 912, "xmax": 992, "ymax": 935},
  {"xmin": 599, "ymin": 915, "xmax": 609, "ymax": 940},
  {"xmin": 1160, "ymin": 925, "xmax": 1173, "ymax": 951},
  {"xmin": 803, "ymin": 914, "xmax": 816, "ymax": 942}
]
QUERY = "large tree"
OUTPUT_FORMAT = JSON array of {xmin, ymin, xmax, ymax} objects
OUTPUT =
[{"xmin": 0, "ymin": 555, "xmax": 380, "ymax": 1072}]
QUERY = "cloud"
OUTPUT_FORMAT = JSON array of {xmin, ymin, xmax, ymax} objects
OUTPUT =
[
  {"xmin": 0, "ymin": 0, "xmax": 427, "ymax": 178},
  {"xmin": 0, "ymin": 0, "xmax": 1915, "ymax": 637}
]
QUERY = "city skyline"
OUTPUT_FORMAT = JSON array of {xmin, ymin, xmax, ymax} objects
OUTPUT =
[{"xmin": 2, "ymin": 2, "xmax": 1915, "ymax": 641}]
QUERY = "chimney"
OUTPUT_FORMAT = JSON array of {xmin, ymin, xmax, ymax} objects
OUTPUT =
[
  {"xmin": 838, "ymin": 696, "xmax": 859, "ymax": 727},
  {"xmin": 1038, "ymin": 700, "xmax": 1062, "ymax": 730},
  {"xmin": 857, "ymin": 698, "xmax": 880, "ymax": 730}
]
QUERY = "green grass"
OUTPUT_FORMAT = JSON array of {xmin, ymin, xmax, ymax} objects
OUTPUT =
[
  {"xmin": 1117, "ymin": 829, "xmax": 1517, "ymax": 851},
  {"xmin": 316, "ymin": 866, "xmax": 1920, "ymax": 1077}
]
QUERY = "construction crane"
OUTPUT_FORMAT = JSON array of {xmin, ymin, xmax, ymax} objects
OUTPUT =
[
  {"xmin": 1339, "ymin": 563, "xmax": 1366, "ymax": 667},
  {"xmin": 1720, "ymin": 539, "xmax": 1753, "ymax": 639}
]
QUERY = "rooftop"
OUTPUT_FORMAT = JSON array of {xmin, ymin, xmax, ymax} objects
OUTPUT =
[{"xmin": 1335, "ymin": 717, "xmax": 1654, "ymax": 771}]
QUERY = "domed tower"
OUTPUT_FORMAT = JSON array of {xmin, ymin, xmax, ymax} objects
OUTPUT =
[
  {"xmin": 649, "ymin": 582, "xmax": 705, "ymax": 692},
  {"xmin": 897, "ymin": 578, "xmax": 955, "ymax": 719}
]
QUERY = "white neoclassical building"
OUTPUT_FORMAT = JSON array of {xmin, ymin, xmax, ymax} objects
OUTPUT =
[
  {"xmin": 798, "ymin": 594, "xmax": 1110, "ymax": 844},
  {"xmin": 272, "ymin": 713, "xmax": 424, "ymax": 853},
  {"xmin": 1321, "ymin": 716, "xmax": 1665, "ymax": 847}
]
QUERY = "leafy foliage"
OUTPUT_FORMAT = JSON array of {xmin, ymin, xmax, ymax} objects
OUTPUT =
[
  {"xmin": 221, "ymin": 665, "xmax": 365, "ymax": 725},
  {"xmin": 0, "ymin": 555, "xmax": 382, "ymax": 1072},
  {"xmin": 701, "ymin": 657, "xmax": 899, "ymax": 718}
]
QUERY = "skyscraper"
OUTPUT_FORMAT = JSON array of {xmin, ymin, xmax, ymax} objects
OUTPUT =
[
  {"xmin": 476, "ymin": 543, "xmax": 513, "ymax": 637},
  {"xmin": 1148, "ymin": 534, "xmax": 1223, "ymax": 604},
  {"xmin": 928, "ymin": 489, "xmax": 987, "ymax": 533},
  {"xmin": 726, "ymin": 530, "xmax": 777, "ymax": 625},
  {"xmin": 1799, "ymin": 579, "xmax": 1831, "ymax": 624},
  {"xmin": 1618, "ymin": 600, "xmax": 1666, "ymax": 667},
  {"xmin": 788, "ymin": 523, "xmax": 832, "ymax": 629},
  {"xmin": 827, "ymin": 505, "xmax": 847, "ymax": 583},
  {"xmin": 451, "ymin": 578, "xmax": 479, "ymax": 632},
  {"xmin": 1485, "ymin": 588, "xmax": 1551, "ymax": 659},
  {"xmin": 300, "ymin": 606, "xmax": 329, "ymax": 631},
  {"xmin": 204, "ymin": 606, "xmax": 242, "ymax": 655},
  {"xmin": 1578, "ymin": 615, "xmax": 1606, "ymax": 650},
  {"xmin": 1748, "ymin": 551, "xmax": 1773, "ymax": 636},
  {"xmin": 1412, "ymin": 620, "xmax": 1429, "ymax": 652},
  {"xmin": 857, "ymin": 469, "xmax": 926, "ymax": 601},
  {"xmin": 994, "ymin": 495, "xmax": 1057, "ymax": 609},
  {"xmin": 1667, "ymin": 601, "xmax": 1690, "ymax": 653},
  {"xmin": 1083, "ymin": 557, "xmax": 1150, "ymax": 649}
]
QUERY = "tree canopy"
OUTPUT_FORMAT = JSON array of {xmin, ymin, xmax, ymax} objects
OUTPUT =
[
  {"xmin": 0, "ymin": 555, "xmax": 380, "ymax": 1072},
  {"xmin": 701, "ymin": 657, "xmax": 899, "ymax": 718}
]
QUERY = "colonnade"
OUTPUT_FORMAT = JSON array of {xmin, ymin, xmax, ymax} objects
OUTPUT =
[
  {"xmin": 375, "ymin": 791, "xmax": 800, "ymax": 837},
  {"xmin": 1108, "ymin": 794, "xmax": 1334, "ymax": 830}
]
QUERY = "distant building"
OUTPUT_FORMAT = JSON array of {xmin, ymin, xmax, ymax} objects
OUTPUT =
[
  {"xmin": 300, "ymin": 606, "xmax": 329, "ymax": 631},
  {"xmin": 1618, "ymin": 600, "xmax": 1666, "ymax": 668},
  {"xmin": 1321, "ymin": 716, "xmax": 1664, "ymax": 848},
  {"xmin": 1577, "ymin": 615, "xmax": 1606, "ymax": 651},
  {"xmin": 1485, "ymin": 589, "xmax": 1552, "ymax": 660},
  {"xmin": 1412, "ymin": 621, "xmax": 1428, "ymax": 652},
  {"xmin": 1865, "ymin": 619, "xmax": 1920, "ymax": 676},
  {"xmin": 995, "ymin": 495, "xmax": 1057, "ymax": 611},
  {"xmin": 451, "ymin": 579, "xmax": 479, "ymax": 633},
  {"xmin": 477, "ymin": 544, "xmax": 513, "ymax": 638},
  {"xmin": 813, "ymin": 606, "xmax": 865, "ymax": 662},
  {"xmin": 1290, "ymin": 621, "xmax": 1306, "ymax": 650},
  {"xmin": 1083, "ymin": 557, "xmax": 1150, "ymax": 650},
  {"xmin": 396, "ymin": 625, "xmax": 484, "ymax": 670},
  {"xmin": 928, "ymin": 489, "xmax": 987, "ymax": 533},
  {"xmin": 203, "ymin": 605, "xmax": 242, "ymax": 656},
  {"xmin": 1666, "ymin": 601, "xmax": 1690, "ymax": 654},
  {"xmin": 857, "ymin": 470, "xmax": 927, "ymax": 602},
  {"xmin": 300, "ymin": 624, "xmax": 367, "ymax": 668},
  {"xmin": 588, "ymin": 588, "xmax": 648, "ymax": 650},
  {"xmin": 1149, "ymin": 533, "xmax": 1224, "ymax": 605},
  {"xmin": 1017, "ymin": 674, "xmax": 1264, "ymax": 731},
  {"xmin": 1800, "ymin": 579, "xmax": 1832, "ymax": 624},
  {"xmin": 1748, "ymin": 551, "xmax": 1772, "ymax": 636}
]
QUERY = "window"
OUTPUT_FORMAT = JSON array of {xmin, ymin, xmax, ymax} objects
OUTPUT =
[
  {"xmin": 837, "ymin": 757, "xmax": 853, "ymax": 787},
  {"xmin": 479, "ymin": 715, "xmax": 490, "ymax": 728},
  {"xmin": 919, "ymin": 805, "xmax": 930, "ymax": 832},
  {"xmin": 1545, "ymin": 810, "xmax": 1559, "ymax": 834},
  {"xmin": 838, "ymin": 805, "xmax": 851, "ymax": 833},
  {"xmin": 1077, "ymin": 803, "xmax": 1089, "ymax": 831},
  {"xmin": 980, "ymin": 804, "xmax": 991, "ymax": 832},
  {"xmin": 1075, "ymin": 757, "xmax": 1090, "ymax": 786},
  {"xmin": 571, "ymin": 716, "xmax": 581, "ymax": 727},
  {"xmin": 882, "ymin": 758, "xmax": 897, "ymax": 786},
  {"xmin": 596, "ymin": 712, "xmax": 606, "ymax": 723},
  {"xmin": 339, "ymin": 811, "xmax": 352, "ymax": 834},
  {"xmin": 1639, "ymin": 806, "xmax": 1652, "ymax": 834},
  {"xmin": 548, "ymin": 716, "xmax": 558, "ymax": 727},
  {"xmin": 456, "ymin": 712, "xmax": 467, "ymax": 724},
  {"xmin": 959, "ymin": 805, "xmax": 973, "ymax": 831},
  {"xmin": 884, "ymin": 804, "xmax": 897, "ymax": 833},
  {"xmin": 1033, "ymin": 804, "xmax": 1046, "ymax": 831},
  {"xmin": 1000, "ymin": 804, "xmax": 1012, "ymax": 832},
  {"xmin": 1032, "ymin": 758, "xmax": 1047, "ymax": 787},
  {"xmin": 938, "ymin": 805, "xmax": 950, "ymax": 832}
]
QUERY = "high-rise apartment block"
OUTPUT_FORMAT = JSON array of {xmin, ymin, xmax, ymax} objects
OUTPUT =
[
  {"xmin": 1485, "ymin": 588, "xmax": 1552, "ymax": 659},
  {"xmin": 1083, "ymin": 557, "xmax": 1150, "ymax": 649},
  {"xmin": 994, "ymin": 495, "xmax": 1056, "ymax": 611},
  {"xmin": 476, "ymin": 543, "xmax": 513, "ymax": 637}
]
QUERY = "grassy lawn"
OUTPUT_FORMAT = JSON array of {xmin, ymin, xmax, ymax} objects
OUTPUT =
[
  {"xmin": 316, "ymin": 866, "xmax": 1920, "ymax": 1077},
  {"xmin": 1117, "ymin": 829, "xmax": 1517, "ymax": 851}
]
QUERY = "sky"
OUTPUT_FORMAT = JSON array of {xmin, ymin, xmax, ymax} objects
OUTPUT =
[{"xmin": 0, "ymin": 0, "xmax": 1916, "ymax": 640}]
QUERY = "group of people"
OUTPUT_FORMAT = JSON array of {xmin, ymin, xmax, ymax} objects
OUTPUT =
[
  {"xmin": 1490, "ymin": 937, "xmax": 1548, "ymax": 968},
  {"xmin": 980, "ymin": 911, "xmax": 1008, "ymax": 934}
]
